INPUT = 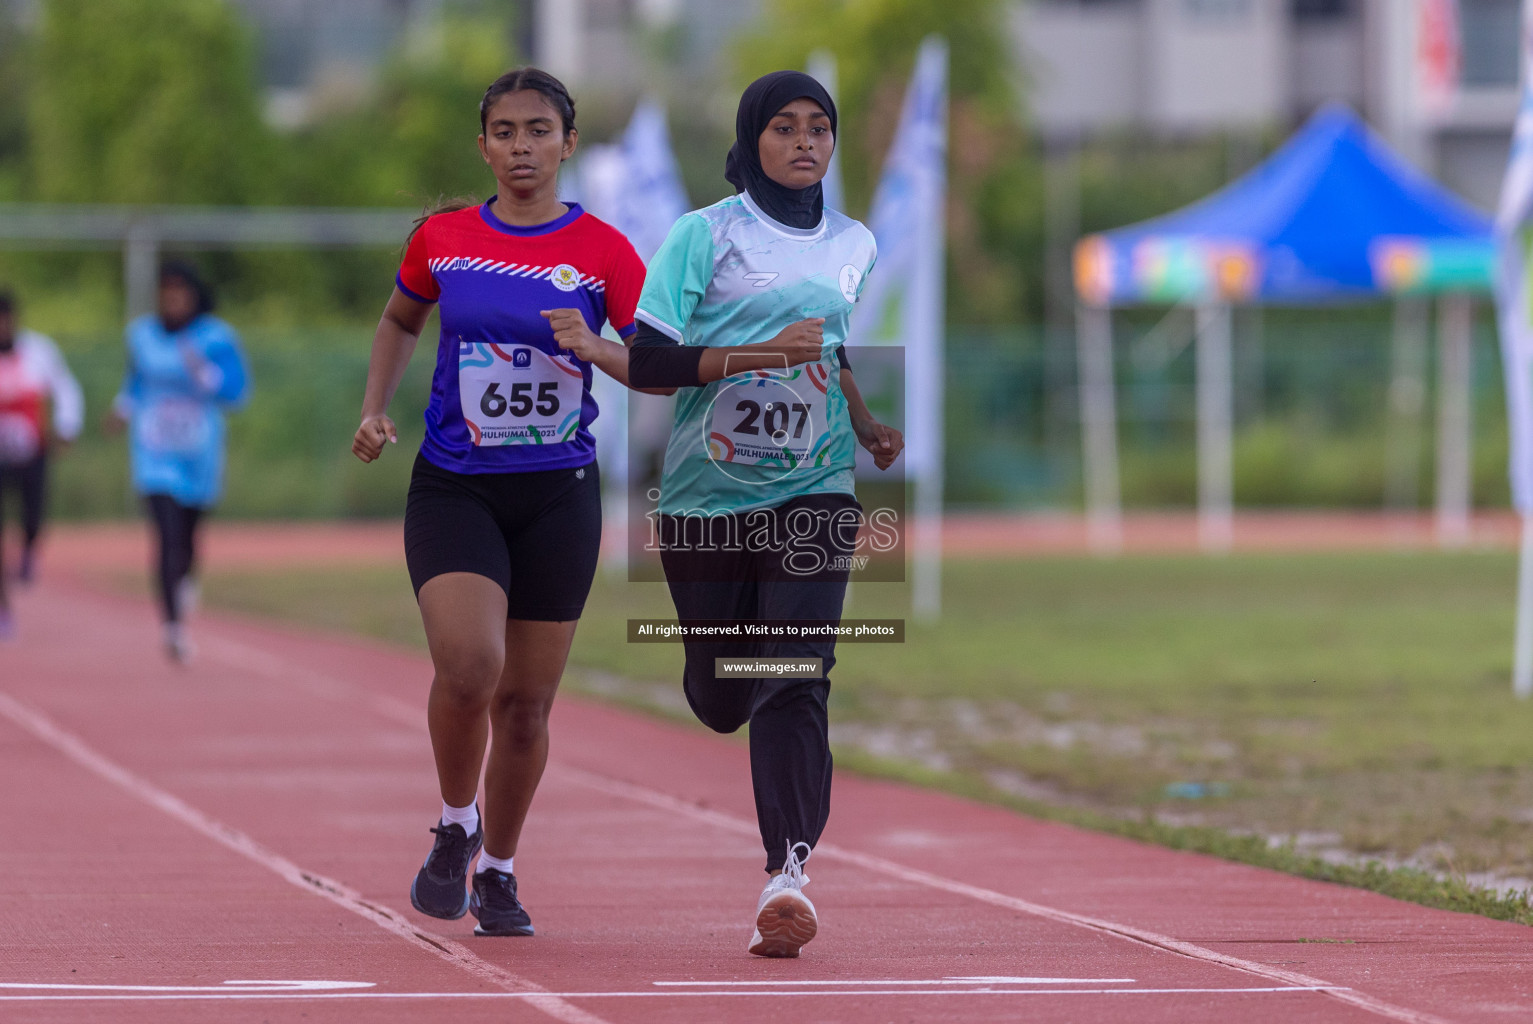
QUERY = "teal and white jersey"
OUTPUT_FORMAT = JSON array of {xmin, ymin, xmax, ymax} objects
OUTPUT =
[{"xmin": 636, "ymin": 192, "xmax": 876, "ymax": 516}]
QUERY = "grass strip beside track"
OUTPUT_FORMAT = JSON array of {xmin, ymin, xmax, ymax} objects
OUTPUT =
[{"xmin": 167, "ymin": 549, "xmax": 1533, "ymax": 925}]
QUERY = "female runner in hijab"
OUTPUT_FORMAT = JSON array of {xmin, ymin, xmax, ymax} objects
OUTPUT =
[{"xmin": 627, "ymin": 70, "xmax": 904, "ymax": 957}]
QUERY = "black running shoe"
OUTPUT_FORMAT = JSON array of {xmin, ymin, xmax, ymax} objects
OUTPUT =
[
  {"xmin": 470, "ymin": 868, "xmax": 535, "ymax": 936},
  {"xmin": 409, "ymin": 815, "xmax": 482, "ymax": 920}
]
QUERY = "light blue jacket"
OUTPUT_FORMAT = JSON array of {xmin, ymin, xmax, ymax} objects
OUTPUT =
[{"xmin": 114, "ymin": 314, "xmax": 249, "ymax": 507}]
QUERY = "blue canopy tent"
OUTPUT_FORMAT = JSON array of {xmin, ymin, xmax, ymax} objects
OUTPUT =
[{"xmin": 1072, "ymin": 104, "xmax": 1494, "ymax": 550}]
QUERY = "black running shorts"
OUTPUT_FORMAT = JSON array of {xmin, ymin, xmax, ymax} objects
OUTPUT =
[{"xmin": 403, "ymin": 453, "xmax": 602, "ymax": 621}]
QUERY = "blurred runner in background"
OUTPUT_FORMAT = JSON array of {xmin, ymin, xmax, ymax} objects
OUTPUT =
[
  {"xmin": 107, "ymin": 261, "xmax": 249, "ymax": 663},
  {"xmin": 0, "ymin": 288, "xmax": 83, "ymax": 639}
]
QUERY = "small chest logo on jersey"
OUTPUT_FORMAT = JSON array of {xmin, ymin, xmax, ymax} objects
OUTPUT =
[
  {"xmin": 551, "ymin": 264, "xmax": 581, "ymax": 292},
  {"xmin": 744, "ymin": 272, "xmax": 779, "ymax": 288},
  {"xmin": 839, "ymin": 265, "xmax": 863, "ymax": 304},
  {"xmin": 512, "ymin": 347, "xmax": 532, "ymax": 368}
]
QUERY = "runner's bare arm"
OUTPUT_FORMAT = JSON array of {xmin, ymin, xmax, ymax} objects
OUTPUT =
[
  {"xmin": 841, "ymin": 368, "xmax": 903, "ymax": 471},
  {"xmin": 354, "ymin": 288, "xmax": 431, "ymax": 463}
]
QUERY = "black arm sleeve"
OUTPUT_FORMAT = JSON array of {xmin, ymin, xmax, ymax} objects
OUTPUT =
[
  {"xmin": 836, "ymin": 346, "xmax": 851, "ymax": 372},
  {"xmin": 628, "ymin": 321, "xmax": 705, "ymax": 389}
]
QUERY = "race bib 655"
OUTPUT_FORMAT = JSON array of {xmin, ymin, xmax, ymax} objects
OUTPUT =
[{"xmin": 459, "ymin": 341, "xmax": 584, "ymax": 446}]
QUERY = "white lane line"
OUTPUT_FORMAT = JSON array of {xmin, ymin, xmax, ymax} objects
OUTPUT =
[
  {"xmin": 0, "ymin": 981, "xmax": 374, "ymax": 992},
  {"xmin": 653, "ymin": 977, "xmax": 1138, "ymax": 986},
  {"xmin": 0, "ymin": 691, "xmax": 610, "ymax": 1024},
  {"xmin": 198, "ymin": 633, "xmax": 1451, "ymax": 1024},
  {"xmin": 558, "ymin": 767, "xmax": 1453, "ymax": 1024},
  {"xmin": 0, "ymin": 985, "xmax": 1351, "ymax": 1001}
]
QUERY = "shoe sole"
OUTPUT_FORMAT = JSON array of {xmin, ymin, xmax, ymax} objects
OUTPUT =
[
  {"xmin": 472, "ymin": 922, "xmax": 535, "ymax": 936},
  {"xmin": 469, "ymin": 891, "xmax": 534, "ymax": 936},
  {"xmin": 748, "ymin": 890, "xmax": 817, "ymax": 958},
  {"xmin": 410, "ymin": 875, "xmax": 472, "ymax": 920},
  {"xmin": 409, "ymin": 829, "xmax": 483, "ymax": 920}
]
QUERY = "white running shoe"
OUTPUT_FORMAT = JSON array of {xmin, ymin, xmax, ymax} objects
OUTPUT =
[
  {"xmin": 177, "ymin": 577, "xmax": 200, "ymax": 618},
  {"xmin": 748, "ymin": 841, "xmax": 817, "ymax": 958},
  {"xmin": 163, "ymin": 622, "xmax": 194, "ymax": 664}
]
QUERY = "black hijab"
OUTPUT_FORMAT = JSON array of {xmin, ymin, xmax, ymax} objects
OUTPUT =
[{"xmin": 724, "ymin": 70, "xmax": 837, "ymax": 230}]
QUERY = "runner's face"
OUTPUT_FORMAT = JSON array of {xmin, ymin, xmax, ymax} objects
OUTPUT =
[
  {"xmin": 158, "ymin": 280, "xmax": 198, "ymax": 328},
  {"xmin": 757, "ymin": 98, "xmax": 832, "ymax": 190},
  {"xmin": 478, "ymin": 90, "xmax": 576, "ymax": 195}
]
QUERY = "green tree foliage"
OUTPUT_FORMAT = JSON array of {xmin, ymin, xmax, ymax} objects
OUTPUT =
[
  {"xmin": 28, "ymin": 0, "xmax": 272, "ymax": 204},
  {"xmin": 0, "ymin": 5, "xmax": 30, "ymax": 201},
  {"xmin": 287, "ymin": 5, "xmax": 520, "ymax": 209},
  {"xmin": 732, "ymin": 0, "xmax": 1040, "ymax": 323}
]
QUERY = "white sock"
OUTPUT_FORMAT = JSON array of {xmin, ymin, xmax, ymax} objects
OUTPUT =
[
  {"xmin": 478, "ymin": 852, "xmax": 514, "ymax": 876},
  {"xmin": 440, "ymin": 800, "xmax": 479, "ymax": 835}
]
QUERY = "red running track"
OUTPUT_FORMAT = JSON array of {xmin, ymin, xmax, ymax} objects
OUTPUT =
[{"xmin": 2, "ymin": 565, "xmax": 1532, "ymax": 1022}]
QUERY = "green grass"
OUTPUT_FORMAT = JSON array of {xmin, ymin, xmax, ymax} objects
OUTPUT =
[{"xmin": 188, "ymin": 549, "xmax": 1533, "ymax": 924}]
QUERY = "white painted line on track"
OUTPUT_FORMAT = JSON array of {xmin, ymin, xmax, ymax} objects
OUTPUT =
[
  {"xmin": 558, "ymin": 766, "xmax": 1454, "ymax": 1024},
  {"xmin": 649, "ymin": 981, "xmax": 1140, "ymax": 987},
  {"xmin": 652, "ymin": 977, "xmax": 1137, "ymax": 986},
  {"xmin": 0, "ymin": 981, "xmax": 373, "ymax": 993},
  {"xmin": 197, "ymin": 632, "xmax": 1454, "ymax": 1024},
  {"xmin": 0, "ymin": 985, "xmax": 1352, "ymax": 1002},
  {"xmin": 0, "ymin": 690, "xmax": 611, "ymax": 1024}
]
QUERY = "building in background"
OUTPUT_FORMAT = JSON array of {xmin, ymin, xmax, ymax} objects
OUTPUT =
[
  {"xmin": 216, "ymin": 0, "xmax": 761, "ymax": 127},
  {"xmin": 227, "ymin": 0, "xmax": 449, "ymax": 127},
  {"xmin": 1016, "ymin": 0, "xmax": 1519, "ymax": 208},
  {"xmin": 530, "ymin": 0, "xmax": 760, "ymax": 90},
  {"xmin": 4, "ymin": 0, "xmax": 1509, "ymax": 205}
]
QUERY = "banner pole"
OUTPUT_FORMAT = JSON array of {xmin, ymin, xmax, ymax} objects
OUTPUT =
[{"xmin": 1516, "ymin": 514, "xmax": 1533, "ymax": 698}]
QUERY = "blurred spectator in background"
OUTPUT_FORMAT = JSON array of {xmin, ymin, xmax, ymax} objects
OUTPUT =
[
  {"xmin": 106, "ymin": 261, "xmax": 249, "ymax": 664},
  {"xmin": 0, "ymin": 288, "xmax": 83, "ymax": 639}
]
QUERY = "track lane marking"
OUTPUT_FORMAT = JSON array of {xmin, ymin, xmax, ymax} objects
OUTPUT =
[
  {"xmin": 653, "ymin": 977, "xmax": 1138, "ymax": 986},
  {"xmin": 0, "ymin": 985, "xmax": 1352, "ymax": 1001},
  {"xmin": 0, "ymin": 981, "xmax": 374, "ymax": 992},
  {"xmin": 558, "ymin": 767, "xmax": 1454, "ymax": 1024},
  {"xmin": 0, "ymin": 691, "xmax": 611, "ymax": 1024},
  {"xmin": 199, "ymin": 632, "xmax": 1453, "ymax": 1024}
]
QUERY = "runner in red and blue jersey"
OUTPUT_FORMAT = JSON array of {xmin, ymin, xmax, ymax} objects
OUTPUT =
[
  {"xmin": 396, "ymin": 194, "xmax": 642, "ymax": 473},
  {"xmin": 351, "ymin": 67, "xmax": 653, "ymax": 938}
]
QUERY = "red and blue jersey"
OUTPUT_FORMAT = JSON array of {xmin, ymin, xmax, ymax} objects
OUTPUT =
[{"xmin": 397, "ymin": 199, "xmax": 645, "ymax": 474}]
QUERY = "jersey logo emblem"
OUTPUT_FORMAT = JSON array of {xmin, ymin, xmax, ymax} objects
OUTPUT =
[
  {"xmin": 744, "ymin": 272, "xmax": 779, "ymax": 288},
  {"xmin": 512, "ymin": 348, "xmax": 532, "ymax": 368},
  {"xmin": 551, "ymin": 264, "xmax": 581, "ymax": 292},
  {"xmin": 839, "ymin": 265, "xmax": 863, "ymax": 303}
]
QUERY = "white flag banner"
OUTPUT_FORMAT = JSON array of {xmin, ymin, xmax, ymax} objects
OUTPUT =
[
  {"xmin": 1495, "ymin": 0, "xmax": 1533, "ymax": 695},
  {"xmin": 807, "ymin": 50, "xmax": 845, "ymax": 214},
  {"xmin": 847, "ymin": 35, "xmax": 948, "ymax": 479},
  {"xmin": 1497, "ymin": 39, "xmax": 1533, "ymax": 515},
  {"xmin": 577, "ymin": 99, "xmax": 690, "ymax": 262},
  {"xmin": 845, "ymin": 36, "xmax": 948, "ymax": 617},
  {"xmin": 575, "ymin": 101, "xmax": 691, "ymax": 567}
]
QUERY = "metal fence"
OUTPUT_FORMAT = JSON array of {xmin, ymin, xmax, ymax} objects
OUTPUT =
[{"xmin": 29, "ymin": 307, "xmax": 1510, "ymax": 522}]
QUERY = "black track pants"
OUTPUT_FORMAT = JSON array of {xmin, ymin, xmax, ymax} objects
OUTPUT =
[
  {"xmin": 146, "ymin": 493, "xmax": 204, "ymax": 624},
  {"xmin": 0, "ymin": 451, "xmax": 47, "ymax": 554},
  {"xmin": 658, "ymin": 493, "xmax": 859, "ymax": 873}
]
